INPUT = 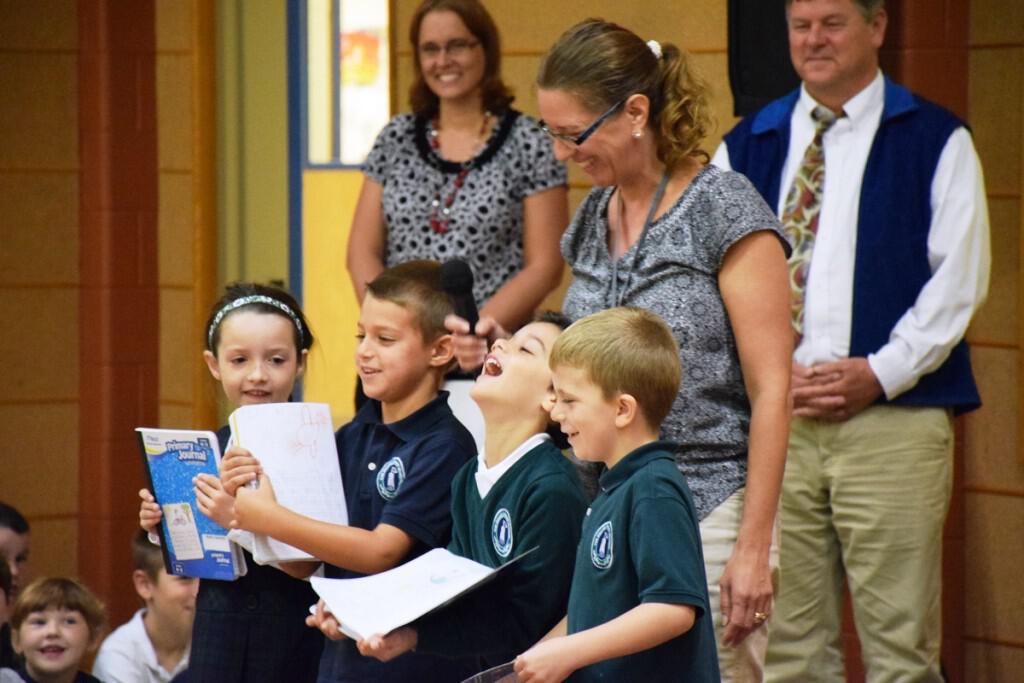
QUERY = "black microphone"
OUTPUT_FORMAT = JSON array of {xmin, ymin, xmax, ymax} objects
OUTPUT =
[
  {"xmin": 440, "ymin": 259, "xmax": 482, "ymax": 380},
  {"xmin": 440, "ymin": 258, "xmax": 480, "ymax": 334}
]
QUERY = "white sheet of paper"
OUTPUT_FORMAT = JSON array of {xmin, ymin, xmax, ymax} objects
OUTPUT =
[
  {"xmin": 310, "ymin": 548, "xmax": 502, "ymax": 641},
  {"xmin": 230, "ymin": 402, "xmax": 348, "ymax": 564}
]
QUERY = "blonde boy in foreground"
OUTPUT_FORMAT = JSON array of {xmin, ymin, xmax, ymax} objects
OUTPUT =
[{"xmin": 514, "ymin": 307, "xmax": 720, "ymax": 683}]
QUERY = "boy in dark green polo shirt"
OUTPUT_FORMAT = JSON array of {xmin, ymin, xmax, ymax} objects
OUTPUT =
[
  {"xmin": 514, "ymin": 307, "xmax": 720, "ymax": 683},
  {"xmin": 356, "ymin": 312, "xmax": 588, "ymax": 672}
]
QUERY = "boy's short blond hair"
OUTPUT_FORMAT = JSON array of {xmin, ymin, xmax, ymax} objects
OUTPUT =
[
  {"xmin": 366, "ymin": 260, "xmax": 454, "ymax": 342},
  {"xmin": 550, "ymin": 307, "xmax": 681, "ymax": 430},
  {"xmin": 10, "ymin": 577, "xmax": 106, "ymax": 638}
]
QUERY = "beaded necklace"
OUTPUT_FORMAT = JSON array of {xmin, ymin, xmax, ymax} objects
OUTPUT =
[{"xmin": 427, "ymin": 111, "xmax": 492, "ymax": 235}]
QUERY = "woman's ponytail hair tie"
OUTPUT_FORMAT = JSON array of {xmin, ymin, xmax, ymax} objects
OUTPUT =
[{"xmin": 646, "ymin": 39, "xmax": 662, "ymax": 60}]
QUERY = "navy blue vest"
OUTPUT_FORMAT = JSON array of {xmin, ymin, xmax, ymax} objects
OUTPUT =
[{"xmin": 723, "ymin": 78, "xmax": 980, "ymax": 414}]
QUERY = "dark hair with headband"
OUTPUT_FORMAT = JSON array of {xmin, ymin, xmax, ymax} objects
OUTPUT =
[
  {"xmin": 537, "ymin": 18, "xmax": 712, "ymax": 168},
  {"xmin": 205, "ymin": 283, "xmax": 314, "ymax": 356}
]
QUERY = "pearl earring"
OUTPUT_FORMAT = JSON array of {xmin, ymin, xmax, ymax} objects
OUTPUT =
[{"xmin": 632, "ymin": 130, "xmax": 643, "ymax": 139}]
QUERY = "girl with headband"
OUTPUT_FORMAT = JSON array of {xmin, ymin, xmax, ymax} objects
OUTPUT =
[{"xmin": 137, "ymin": 283, "xmax": 323, "ymax": 682}]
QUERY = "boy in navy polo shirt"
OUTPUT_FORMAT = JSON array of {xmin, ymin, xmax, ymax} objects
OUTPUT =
[
  {"xmin": 222, "ymin": 260, "xmax": 477, "ymax": 682},
  {"xmin": 514, "ymin": 307, "xmax": 720, "ymax": 683},
  {"xmin": 355, "ymin": 313, "xmax": 588, "ymax": 671}
]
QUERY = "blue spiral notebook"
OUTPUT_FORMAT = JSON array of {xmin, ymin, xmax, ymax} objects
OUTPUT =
[{"xmin": 136, "ymin": 427, "xmax": 244, "ymax": 581}]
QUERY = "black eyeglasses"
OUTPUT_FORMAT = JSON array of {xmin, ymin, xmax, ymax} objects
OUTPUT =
[
  {"xmin": 418, "ymin": 38, "xmax": 480, "ymax": 59},
  {"xmin": 540, "ymin": 98, "xmax": 626, "ymax": 148}
]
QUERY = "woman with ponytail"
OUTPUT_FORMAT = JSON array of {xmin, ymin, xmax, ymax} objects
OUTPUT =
[{"xmin": 529, "ymin": 19, "xmax": 793, "ymax": 682}]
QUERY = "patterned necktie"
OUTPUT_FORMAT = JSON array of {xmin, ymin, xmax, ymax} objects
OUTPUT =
[{"xmin": 782, "ymin": 105, "xmax": 840, "ymax": 336}]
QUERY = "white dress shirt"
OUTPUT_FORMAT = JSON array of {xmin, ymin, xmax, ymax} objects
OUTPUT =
[
  {"xmin": 713, "ymin": 71, "xmax": 990, "ymax": 399},
  {"xmin": 474, "ymin": 433, "xmax": 551, "ymax": 498},
  {"xmin": 92, "ymin": 609, "xmax": 189, "ymax": 683}
]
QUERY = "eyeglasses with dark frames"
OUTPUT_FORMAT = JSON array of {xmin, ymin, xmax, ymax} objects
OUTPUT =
[
  {"xmin": 418, "ymin": 38, "xmax": 480, "ymax": 59},
  {"xmin": 540, "ymin": 98, "xmax": 626, "ymax": 148}
]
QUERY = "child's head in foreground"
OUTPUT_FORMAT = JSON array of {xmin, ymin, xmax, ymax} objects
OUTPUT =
[
  {"xmin": 9, "ymin": 577, "xmax": 105, "ymax": 680},
  {"xmin": 472, "ymin": 311, "xmax": 573, "ymax": 434},
  {"xmin": 358, "ymin": 260, "xmax": 458, "ymax": 404},
  {"xmin": 549, "ymin": 307, "xmax": 681, "ymax": 463},
  {"xmin": 203, "ymin": 282, "xmax": 314, "ymax": 408},
  {"xmin": 131, "ymin": 530, "xmax": 198, "ymax": 637}
]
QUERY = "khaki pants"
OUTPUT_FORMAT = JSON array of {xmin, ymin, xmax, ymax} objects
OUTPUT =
[
  {"xmin": 701, "ymin": 488, "xmax": 781, "ymax": 683},
  {"xmin": 765, "ymin": 406, "xmax": 952, "ymax": 683}
]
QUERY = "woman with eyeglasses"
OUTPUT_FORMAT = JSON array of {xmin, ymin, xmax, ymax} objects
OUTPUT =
[
  {"xmin": 521, "ymin": 19, "xmax": 792, "ymax": 682},
  {"xmin": 346, "ymin": 0, "xmax": 568, "ymax": 333}
]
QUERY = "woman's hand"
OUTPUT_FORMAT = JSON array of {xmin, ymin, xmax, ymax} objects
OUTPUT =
[
  {"xmin": 193, "ymin": 474, "xmax": 235, "ymax": 528},
  {"xmin": 138, "ymin": 488, "xmax": 162, "ymax": 533},
  {"xmin": 445, "ymin": 314, "xmax": 508, "ymax": 372},
  {"xmin": 719, "ymin": 545, "xmax": 774, "ymax": 646},
  {"xmin": 305, "ymin": 599, "xmax": 348, "ymax": 641},
  {"xmin": 220, "ymin": 445, "xmax": 262, "ymax": 496}
]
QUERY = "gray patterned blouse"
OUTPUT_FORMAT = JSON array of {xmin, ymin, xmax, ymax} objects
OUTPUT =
[{"xmin": 561, "ymin": 164, "xmax": 788, "ymax": 518}]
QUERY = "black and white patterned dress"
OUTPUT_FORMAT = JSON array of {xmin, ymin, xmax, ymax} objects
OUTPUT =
[
  {"xmin": 561, "ymin": 165, "xmax": 789, "ymax": 519},
  {"xmin": 364, "ymin": 110, "xmax": 568, "ymax": 306}
]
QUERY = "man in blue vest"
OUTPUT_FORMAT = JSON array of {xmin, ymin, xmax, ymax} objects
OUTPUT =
[{"xmin": 713, "ymin": 1, "xmax": 990, "ymax": 680}]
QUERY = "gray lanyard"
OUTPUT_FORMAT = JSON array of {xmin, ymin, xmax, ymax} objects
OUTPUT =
[{"xmin": 608, "ymin": 173, "xmax": 669, "ymax": 307}]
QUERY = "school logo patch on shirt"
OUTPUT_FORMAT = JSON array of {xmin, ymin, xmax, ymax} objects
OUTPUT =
[
  {"xmin": 491, "ymin": 508, "xmax": 513, "ymax": 558},
  {"xmin": 591, "ymin": 521, "xmax": 614, "ymax": 569},
  {"xmin": 376, "ymin": 456, "xmax": 406, "ymax": 500}
]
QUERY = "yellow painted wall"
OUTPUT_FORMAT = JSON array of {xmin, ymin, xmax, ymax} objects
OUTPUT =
[
  {"xmin": 302, "ymin": 170, "xmax": 364, "ymax": 425},
  {"xmin": 218, "ymin": 0, "xmax": 290, "ymax": 287}
]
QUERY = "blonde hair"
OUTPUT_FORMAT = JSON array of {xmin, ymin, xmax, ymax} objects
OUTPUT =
[
  {"xmin": 366, "ymin": 260, "xmax": 454, "ymax": 342},
  {"xmin": 550, "ymin": 307, "xmax": 681, "ymax": 430},
  {"xmin": 10, "ymin": 577, "xmax": 106, "ymax": 638},
  {"xmin": 537, "ymin": 18, "xmax": 712, "ymax": 167}
]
